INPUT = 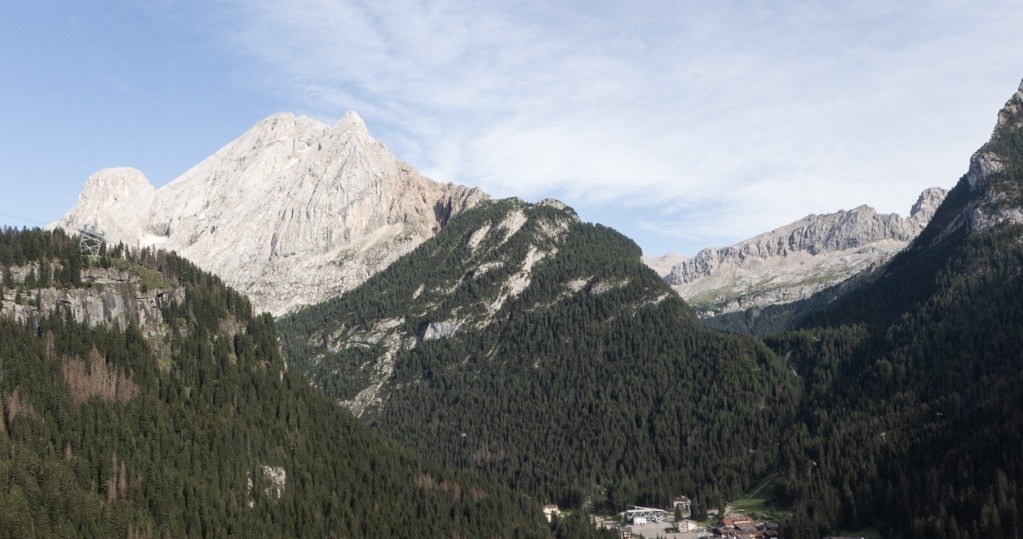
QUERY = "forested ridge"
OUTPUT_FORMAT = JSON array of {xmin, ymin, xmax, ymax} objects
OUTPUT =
[
  {"xmin": 763, "ymin": 84, "xmax": 1023, "ymax": 538},
  {"xmin": 767, "ymin": 221, "xmax": 1023, "ymax": 539},
  {"xmin": 281, "ymin": 199, "xmax": 801, "ymax": 514},
  {"xmin": 0, "ymin": 227, "xmax": 549, "ymax": 538}
]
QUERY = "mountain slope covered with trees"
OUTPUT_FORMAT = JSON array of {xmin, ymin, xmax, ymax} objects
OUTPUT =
[
  {"xmin": 766, "ymin": 79, "xmax": 1023, "ymax": 538},
  {"xmin": 0, "ymin": 228, "xmax": 548, "ymax": 538},
  {"xmin": 280, "ymin": 198, "xmax": 801, "ymax": 512}
]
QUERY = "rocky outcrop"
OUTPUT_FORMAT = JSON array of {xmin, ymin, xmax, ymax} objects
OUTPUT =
[
  {"xmin": 931, "ymin": 79, "xmax": 1023, "ymax": 242},
  {"xmin": 0, "ymin": 265, "xmax": 184, "ymax": 329},
  {"xmin": 649, "ymin": 187, "xmax": 947, "ymax": 317},
  {"xmin": 53, "ymin": 112, "xmax": 487, "ymax": 315}
]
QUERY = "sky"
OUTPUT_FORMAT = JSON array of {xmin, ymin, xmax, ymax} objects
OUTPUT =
[{"xmin": 1, "ymin": 1, "xmax": 1022, "ymax": 256}]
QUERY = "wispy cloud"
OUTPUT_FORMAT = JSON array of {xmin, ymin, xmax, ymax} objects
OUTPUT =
[{"xmin": 204, "ymin": 0, "xmax": 1023, "ymax": 254}]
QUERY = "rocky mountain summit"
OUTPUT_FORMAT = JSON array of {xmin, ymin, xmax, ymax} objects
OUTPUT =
[
  {"xmin": 53, "ymin": 112, "xmax": 486, "ymax": 315},
  {"xmin": 646, "ymin": 187, "xmax": 947, "ymax": 317},
  {"xmin": 926, "ymin": 78, "xmax": 1023, "ymax": 243}
]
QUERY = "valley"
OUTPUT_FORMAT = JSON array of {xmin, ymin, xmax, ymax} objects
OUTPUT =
[{"xmin": 4, "ymin": 77, "xmax": 1023, "ymax": 538}]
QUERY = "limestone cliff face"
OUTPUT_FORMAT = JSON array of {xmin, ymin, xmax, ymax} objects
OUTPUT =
[
  {"xmin": 0, "ymin": 265, "xmax": 184, "ymax": 330},
  {"xmin": 53, "ymin": 112, "xmax": 487, "ymax": 315},
  {"xmin": 649, "ymin": 187, "xmax": 947, "ymax": 317}
]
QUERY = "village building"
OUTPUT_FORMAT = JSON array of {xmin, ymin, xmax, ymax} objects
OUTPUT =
[
  {"xmin": 735, "ymin": 522, "xmax": 757, "ymax": 533},
  {"xmin": 672, "ymin": 495, "xmax": 692, "ymax": 515},
  {"xmin": 721, "ymin": 514, "xmax": 756, "ymax": 528},
  {"xmin": 624, "ymin": 506, "xmax": 669, "ymax": 525},
  {"xmin": 674, "ymin": 518, "xmax": 699, "ymax": 532}
]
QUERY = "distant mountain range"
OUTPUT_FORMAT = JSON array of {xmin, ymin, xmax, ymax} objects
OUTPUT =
[
  {"xmin": 644, "ymin": 187, "xmax": 946, "ymax": 319},
  {"xmin": 53, "ymin": 112, "xmax": 485, "ymax": 315},
  {"xmin": 53, "ymin": 106, "xmax": 954, "ymax": 325}
]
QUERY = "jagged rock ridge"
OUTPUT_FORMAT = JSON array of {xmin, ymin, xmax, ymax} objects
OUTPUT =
[
  {"xmin": 646, "ymin": 187, "xmax": 947, "ymax": 317},
  {"xmin": 53, "ymin": 112, "xmax": 487, "ymax": 315},
  {"xmin": 928, "ymin": 79, "xmax": 1023, "ymax": 243}
]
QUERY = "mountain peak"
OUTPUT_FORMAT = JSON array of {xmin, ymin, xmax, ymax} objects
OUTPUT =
[
  {"xmin": 909, "ymin": 186, "xmax": 949, "ymax": 224},
  {"xmin": 253, "ymin": 112, "xmax": 328, "ymax": 132},
  {"xmin": 336, "ymin": 110, "xmax": 369, "ymax": 133},
  {"xmin": 83, "ymin": 167, "xmax": 153, "ymax": 193},
  {"xmin": 53, "ymin": 112, "xmax": 488, "ymax": 314},
  {"xmin": 993, "ymin": 78, "xmax": 1023, "ymax": 134},
  {"xmin": 937, "ymin": 77, "xmax": 1023, "ymax": 238},
  {"xmin": 53, "ymin": 167, "xmax": 156, "ymax": 243}
]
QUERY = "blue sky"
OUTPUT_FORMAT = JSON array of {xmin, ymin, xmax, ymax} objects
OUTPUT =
[{"xmin": 1, "ymin": 1, "xmax": 1022, "ymax": 256}]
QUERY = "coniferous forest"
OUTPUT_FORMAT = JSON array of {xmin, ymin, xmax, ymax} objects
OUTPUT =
[
  {"xmin": 0, "ymin": 228, "xmax": 548, "ymax": 538},
  {"xmin": 763, "ymin": 106, "xmax": 1023, "ymax": 538},
  {"xmin": 280, "ymin": 199, "xmax": 801, "ymax": 515}
]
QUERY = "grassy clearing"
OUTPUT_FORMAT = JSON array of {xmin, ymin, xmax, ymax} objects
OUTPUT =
[
  {"xmin": 730, "ymin": 473, "xmax": 791, "ymax": 520},
  {"xmin": 109, "ymin": 258, "xmax": 175, "ymax": 290}
]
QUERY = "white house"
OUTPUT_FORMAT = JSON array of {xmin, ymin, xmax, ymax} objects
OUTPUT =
[{"xmin": 674, "ymin": 519, "xmax": 698, "ymax": 532}]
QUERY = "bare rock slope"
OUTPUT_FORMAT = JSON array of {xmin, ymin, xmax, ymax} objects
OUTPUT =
[
  {"xmin": 646, "ymin": 187, "xmax": 947, "ymax": 317},
  {"xmin": 54, "ymin": 112, "xmax": 487, "ymax": 315}
]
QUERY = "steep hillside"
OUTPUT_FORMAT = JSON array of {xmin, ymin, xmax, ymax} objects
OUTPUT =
[
  {"xmin": 0, "ymin": 228, "xmax": 547, "ymax": 538},
  {"xmin": 280, "ymin": 198, "xmax": 800, "ymax": 510},
  {"xmin": 768, "ymin": 79, "xmax": 1023, "ymax": 538},
  {"xmin": 52, "ymin": 112, "xmax": 486, "ymax": 315},
  {"xmin": 647, "ymin": 187, "xmax": 945, "ymax": 320}
]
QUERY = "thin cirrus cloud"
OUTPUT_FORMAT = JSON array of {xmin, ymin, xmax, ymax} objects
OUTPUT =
[{"xmin": 206, "ymin": 0, "xmax": 1022, "ymax": 255}]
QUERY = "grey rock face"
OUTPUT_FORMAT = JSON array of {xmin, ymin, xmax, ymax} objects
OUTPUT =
[
  {"xmin": 0, "ymin": 265, "xmax": 184, "ymax": 329},
  {"xmin": 650, "ymin": 187, "xmax": 947, "ymax": 317},
  {"xmin": 421, "ymin": 320, "xmax": 462, "ymax": 341},
  {"xmin": 933, "ymin": 80, "xmax": 1023, "ymax": 242},
  {"xmin": 53, "ymin": 112, "xmax": 487, "ymax": 315}
]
